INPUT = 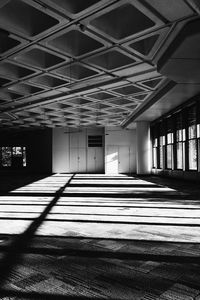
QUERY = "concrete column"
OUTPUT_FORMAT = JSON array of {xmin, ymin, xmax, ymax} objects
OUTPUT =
[{"xmin": 136, "ymin": 121, "xmax": 151, "ymax": 175}]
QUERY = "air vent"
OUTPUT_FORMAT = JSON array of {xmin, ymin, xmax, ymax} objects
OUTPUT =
[{"xmin": 88, "ymin": 135, "xmax": 103, "ymax": 147}]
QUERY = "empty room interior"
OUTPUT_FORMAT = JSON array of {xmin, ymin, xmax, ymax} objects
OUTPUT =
[{"xmin": 1, "ymin": 0, "xmax": 200, "ymax": 299}]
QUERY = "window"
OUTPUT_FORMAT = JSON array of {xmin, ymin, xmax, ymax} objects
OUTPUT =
[
  {"xmin": 1, "ymin": 147, "xmax": 12, "ymax": 167},
  {"xmin": 166, "ymin": 118, "xmax": 173, "ymax": 169},
  {"xmin": 152, "ymin": 136, "xmax": 158, "ymax": 168},
  {"xmin": 187, "ymin": 106, "xmax": 197, "ymax": 170},
  {"xmin": 151, "ymin": 99, "xmax": 200, "ymax": 173},
  {"xmin": 88, "ymin": 136, "xmax": 103, "ymax": 147},
  {"xmin": 175, "ymin": 113, "xmax": 185, "ymax": 170},
  {"xmin": 159, "ymin": 135, "xmax": 165, "ymax": 169},
  {"xmin": 152, "ymin": 125, "xmax": 158, "ymax": 168},
  {"xmin": 0, "ymin": 146, "xmax": 27, "ymax": 168}
]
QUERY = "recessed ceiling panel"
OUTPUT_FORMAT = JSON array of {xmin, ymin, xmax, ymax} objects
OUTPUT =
[
  {"xmin": 0, "ymin": 0, "xmax": 60, "ymax": 38},
  {"xmin": 138, "ymin": 77, "xmax": 164, "ymax": 90},
  {"xmin": 8, "ymin": 83, "xmax": 45, "ymax": 95},
  {"xmin": 45, "ymin": 26, "xmax": 107, "ymax": 58},
  {"xmin": 85, "ymin": 48, "xmax": 139, "ymax": 71},
  {"xmin": 29, "ymin": 74, "xmax": 69, "ymax": 88},
  {"xmin": 123, "ymin": 27, "xmax": 169, "ymax": 59},
  {"xmin": 106, "ymin": 107, "xmax": 127, "ymax": 114},
  {"xmin": 42, "ymin": 0, "xmax": 113, "ymax": 18},
  {"xmin": 12, "ymin": 46, "xmax": 67, "ymax": 70},
  {"xmin": 0, "ymin": 99, "xmax": 8, "ymax": 105},
  {"xmin": 111, "ymin": 84, "xmax": 147, "ymax": 96},
  {"xmin": 86, "ymin": 0, "xmax": 163, "ymax": 42},
  {"xmin": 0, "ymin": 29, "xmax": 24, "ymax": 56},
  {"xmin": 0, "ymin": 77, "xmax": 11, "ymax": 87},
  {"xmin": 127, "ymin": 104, "xmax": 138, "ymax": 110},
  {"xmin": 66, "ymin": 98, "xmax": 92, "ymax": 105},
  {"xmin": 131, "ymin": 92, "xmax": 151, "ymax": 101},
  {"xmin": 0, "ymin": 90, "xmax": 22, "ymax": 102},
  {"xmin": 0, "ymin": 61, "xmax": 37, "ymax": 80},
  {"xmin": 53, "ymin": 62, "xmax": 100, "ymax": 81},
  {"xmin": 90, "ymin": 103, "xmax": 111, "ymax": 110},
  {"xmin": 109, "ymin": 98, "xmax": 133, "ymax": 105},
  {"xmin": 86, "ymin": 91, "xmax": 116, "ymax": 100},
  {"xmin": 145, "ymin": 0, "xmax": 195, "ymax": 21}
]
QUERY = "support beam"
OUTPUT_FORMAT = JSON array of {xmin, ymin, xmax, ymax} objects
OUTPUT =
[{"xmin": 136, "ymin": 121, "xmax": 151, "ymax": 175}]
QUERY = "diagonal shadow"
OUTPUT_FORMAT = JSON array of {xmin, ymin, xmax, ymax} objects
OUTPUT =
[{"xmin": 0, "ymin": 174, "xmax": 75, "ymax": 288}]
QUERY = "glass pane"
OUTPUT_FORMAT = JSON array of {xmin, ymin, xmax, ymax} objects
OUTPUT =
[
  {"xmin": 23, "ymin": 147, "xmax": 26, "ymax": 167},
  {"xmin": 162, "ymin": 135, "xmax": 166, "ymax": 146},
  {"xmin": 12, "ymin": 146, "xmax": 22, "ymax": 156},
  {"xmin": 188, "ymin": 140, "xmax": 197, "ymax": 170},
  {"xmin": 153, "ymin": 138, "xmax": 158, "ymax": 147},
  {"xmin": 197, "ymin": 124, "xmax": 200, "ymax": 138},
  {"xmin": 159, "ymin": 146, "xmax": 163, "ymax": 168},
  {"xmin": 167, "ymin": 145, "xmax": 172, "ymax": 169},
  {"xmin": 153, "ymin": 148, "xmax": 157, "ymax": 168},
  {"xmin": 176, "ymin": 142, "xmax": 183, "ymax": 169},
  {"xmin": 176, "ymin": 129, "xmax": 182, "ymax": 142},
  {"xmin": 2, "ymin": 147, "xmax": 12, "ymax": 167},
  {"xmin": 188, "ymin": 124, "xmax": 197, "ymax": 139},
  {"xmin": 167, "ymin": 133, "xmax": 173, "ymax": 144},
  {"xmin": 183, "ymin": 129, "xmax": 186, "ymax": 141}
]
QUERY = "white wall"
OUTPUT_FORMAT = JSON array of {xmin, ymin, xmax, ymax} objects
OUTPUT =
[
  {"xmin": 53, "ymin": 127, "xmax": 104, "ymax": 173},
  {"xmin": 105, "ymin": 127, "xmax": 136, "ymax": 174},
  {"xmin": 53, "ymin": 127, "xmax": 70, "ymax": 173}
]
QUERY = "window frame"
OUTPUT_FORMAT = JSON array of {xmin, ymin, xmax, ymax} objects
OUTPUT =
[{"xmin": 0, "ymin": 146, "xmax": 27, "ymax": 169}]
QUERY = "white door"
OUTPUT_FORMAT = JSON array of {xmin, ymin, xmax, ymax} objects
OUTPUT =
[
  {"xmin": 87, "ymin": 147, "xmax": 96, "ymax": 173},
  {"xmin": 69, "ymin": 147, "xmax": 86, "ymax": 173},
  {"xmin": 95, "ymin": 147, "xmax": 104, "ymax": 173},
  {"xmin": 69, "ymin": 147, "xmax": 79, "ymax": 173},
  {"xmin": 78, "ymin": 147, "xmax": 86, "ymax": 173},
  {"xmin": 87, "ymin": 147, "xmax": 104, "ymax": 173}
]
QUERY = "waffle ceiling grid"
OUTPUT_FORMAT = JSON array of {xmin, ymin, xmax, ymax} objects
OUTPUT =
[{"xmin": 0, "ymin": 0, "xmax": 198, "ymax": 130}]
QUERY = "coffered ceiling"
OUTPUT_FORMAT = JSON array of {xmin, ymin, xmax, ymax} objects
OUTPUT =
[{"xmin": 0, "ymin": 0, "xmax": 199, "ymax": 130}]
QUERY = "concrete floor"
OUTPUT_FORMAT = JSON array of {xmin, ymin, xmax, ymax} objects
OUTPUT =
[{"xmin": 0, "ymin": 173, "xmax": 200, "ymax": 299}]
